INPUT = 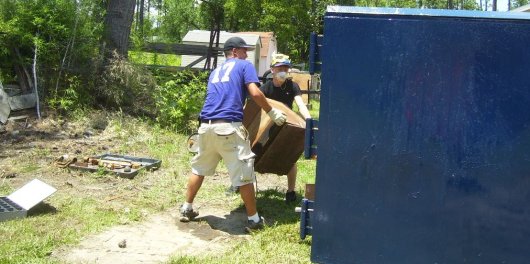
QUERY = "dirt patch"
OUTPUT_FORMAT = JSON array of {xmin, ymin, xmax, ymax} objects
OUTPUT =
[
  {"xmin": 53, "ymin": 206, "xmax": 250, "ymax": 263},
  {"xmin": 52, "ymin": 176, "xmax": 286, "ymax": 264},
  {"xmin": 1, "ymin": 111, "xmax": 291, "ymax": 263}
]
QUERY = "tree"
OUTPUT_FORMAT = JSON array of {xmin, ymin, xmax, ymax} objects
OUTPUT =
[
  {"xmin": 136, "ymin": 0, "xmax": 146, "ymax": 36},
  {"xmin": 103, "ymin": 0, "xmax": 136, "ymax": 58},
  {"xmin": 224, "ymin": 0, "xmax": 262, "ymax": 31},
  {"xmin": 228, "ymin": 0, "xmax": 313, "ymax": 63},
  {"xmin": 511, "ymin": 0, "xmax": 529, "ymax": 9},
  {"xmin": 157, "ymin": 0, "xmax": 202, "ymax": 42}
]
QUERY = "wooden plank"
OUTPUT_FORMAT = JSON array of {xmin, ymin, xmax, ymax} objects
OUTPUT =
[
  {"xmin": 0, "ymin": 88, "xmax": 10, "ymax": 124},
  {"xmin": 8, "ymin": 115, "xmax": 28, "ymax": 121},
  {"xmin": 8, "ymin": 93, "xmax": 36, "ymax": 111},
  {"xmin": 139, "ymin": 65, "xmax": 204, "ymax": 72},
  {"xmin": 140, "ymin": 43, "xmax": 223, "ymax": 56}
]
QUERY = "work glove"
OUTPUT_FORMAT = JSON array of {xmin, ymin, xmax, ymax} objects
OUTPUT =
[{"xmin": 267, "ymin": 108, "xmax": 287, "ymax": 126}]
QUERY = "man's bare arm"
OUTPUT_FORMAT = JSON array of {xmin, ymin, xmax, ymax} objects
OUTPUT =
[{"xmin": 247, "ymin": 82, "xmax": 272, "ymax": 112}]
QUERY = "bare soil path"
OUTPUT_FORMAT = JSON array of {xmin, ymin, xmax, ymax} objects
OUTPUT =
[{"xmin": 54, "ymin": 206, "xmax": 249, "ymax": 263}]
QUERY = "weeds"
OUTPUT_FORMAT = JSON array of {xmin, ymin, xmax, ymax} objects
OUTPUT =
[{"xmin": 155, "ymin": 70, "xmax": 208, "ymax": 133}]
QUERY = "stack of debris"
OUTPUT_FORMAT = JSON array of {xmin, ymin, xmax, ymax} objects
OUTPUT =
[
  {"xmin": 0, "ymin": 83, "xmax": 37, "ymax": 132},
  {"xmin": 56, "ymin": 153, "xmax": 161, "ymax": 179}
]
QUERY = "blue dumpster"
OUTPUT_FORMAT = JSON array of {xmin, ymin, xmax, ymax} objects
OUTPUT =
[{"xmin": 311, "ymin": 6, "xmax": 530, "ymax": 263}]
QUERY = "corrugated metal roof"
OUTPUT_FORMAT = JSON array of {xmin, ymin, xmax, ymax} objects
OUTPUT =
[{"xmin": 181, "ymin": 31, "xmax": 261, "ymax": 73}]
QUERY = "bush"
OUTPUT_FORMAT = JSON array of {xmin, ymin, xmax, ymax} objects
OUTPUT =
[
  {"xmin": 48, "ymin": 74, "xmax": 92, "ymax": 115},
  {"xmin": 97, "ymin": 52, "xmax": 158, "ymax": 116},
  {"xmin": 155, "ymin": 70, "xmax": 208, "ymax": 133}
]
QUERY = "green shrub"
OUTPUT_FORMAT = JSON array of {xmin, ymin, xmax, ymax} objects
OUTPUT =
[
  {"xmin": 155, "ymin": 70, "xmax": 208, "ymax": 133},
  {"xmin": 48, "ymin": 74, "xmax": 92, "ymax": 114}
]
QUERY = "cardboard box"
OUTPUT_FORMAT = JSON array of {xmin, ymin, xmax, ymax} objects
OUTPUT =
[
  {"xmin": 243, "ymin": 99, "xmax": 306, "ymax": 175},
  {"xmin": 305, "ymin": 183, "xmax": 315, "ymax": 200},
  {"xmin": 290, "ymin": 72, "xmax": 311, "ymax": 104}
]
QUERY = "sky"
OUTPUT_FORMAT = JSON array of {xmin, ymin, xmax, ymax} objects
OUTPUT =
[{"xmin": 476, "ymin": 0, "xmax": 508, "ymax": 11}]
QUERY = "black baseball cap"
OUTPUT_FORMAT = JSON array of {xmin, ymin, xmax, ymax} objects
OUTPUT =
[{"xmin": 224, "ymin": 36, "xmax": 255, "ymax": 51}]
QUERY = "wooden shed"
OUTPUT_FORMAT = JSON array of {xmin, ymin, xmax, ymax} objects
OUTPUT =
[{"xmin": 181, "ymin": 30, "xmax": 261, "ymax": 73}]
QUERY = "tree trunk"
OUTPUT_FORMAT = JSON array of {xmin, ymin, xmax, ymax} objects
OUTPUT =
[
  {"xmin": 103, "ymin": 0, "xmax": 135, "ymax": 58},
  {"xmin": 139, "ymin": 0, "xmax": 145, "ymax": 36}
]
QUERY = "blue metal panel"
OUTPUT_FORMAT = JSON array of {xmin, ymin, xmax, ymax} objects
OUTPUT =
[
  {"xmin": 312, "ymin": 7, "xmax": 530, "ymax": 264},
  {"xmin": 304, "ymin": 118, "xmax": 319, "ymax": 159},
  {"xmin": 299, "ymin": 198, "xmax": 314, "ymax": 239},
  {"xmin": 309, "ymin": 32, "xmax": 323, "ymax": 75}
]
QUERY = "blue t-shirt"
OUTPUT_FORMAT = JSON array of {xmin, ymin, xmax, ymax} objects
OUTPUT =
[{"xmin": 200, "ymin": 58, "xmax": 259, "ymax": 122}]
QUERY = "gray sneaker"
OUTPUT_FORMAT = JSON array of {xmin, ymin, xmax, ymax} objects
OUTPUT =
[
  {"xmin": 245, "ymin": 216, "xmax": 265, "ymax": 233},
  {"xmin": 179, "ymin": 206, "xmax": 199, "ymax": 222}
]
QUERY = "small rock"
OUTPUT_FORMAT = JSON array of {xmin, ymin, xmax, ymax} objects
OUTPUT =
[
  {"xmin": 118, "ymin": 239, "xmax": 127, "ymax": 248},
  {"xmin": 75, "ymin": 149, "xmax": 82, "ymax": 154},
  {"xmin": 83, "ymin": 130, "xmax": 94, "ymax": 137}
]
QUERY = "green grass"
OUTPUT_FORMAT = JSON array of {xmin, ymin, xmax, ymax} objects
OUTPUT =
[
  {"xmin": 292, "ymin": 98, "xmax": 320, "ymax": 120},
  {"xmin": 128, "ymin": 51, "xmax": 181, "ymax": 66},
  {"xmin": 168, "ymin": 188, "xmax": 313, "ymax": 264},
  {"xmin": 309, "ymin": 100, "xmax": 320, "ymax": 119},
  {"xmin": 0, "ymin": 113, "xmax": 192, "ymax": 263},
  {"xmin": 0, "ymin": 196, "xmax": 121, "ymax": 263},
  {"xmin": 298, "ymin": 99, "xmax": 319, "ymax": 185},
  {"xmin": 0, "ymin": 106, "xmax": 319, "ymax": 263},
  {"xmin": 19, "ymin": 164, "xmax": 40, "ymax": 174},
  {"xmin": 169, "ymin": 224, "xmax": 312, "ymax": 263}
]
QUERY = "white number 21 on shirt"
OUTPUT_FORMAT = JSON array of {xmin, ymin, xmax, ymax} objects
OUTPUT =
[{"xmin": 211, "ymin": 61, "xmax": 236, "ymax": 84}]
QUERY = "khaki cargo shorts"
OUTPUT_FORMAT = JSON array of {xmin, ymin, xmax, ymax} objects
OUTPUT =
[{"xmin": 191, "ymin": 122, "xmax": 256, "ymax": 187}]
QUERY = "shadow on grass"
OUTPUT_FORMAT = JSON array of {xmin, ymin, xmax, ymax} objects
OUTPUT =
[
  {"xmin": 230, "ymin": 189, "xmax": 303, "ymax": 227},
  {"xmin": 196, "ymin": 207, "xmax": 248, "ymax": 236},
  {"xmin": 27, "ymin": 202, "xmax": 57, "ymax": 217},
  {"xmin": 193, "ymin": 189, "xmax": 304, "ymax": 236}
]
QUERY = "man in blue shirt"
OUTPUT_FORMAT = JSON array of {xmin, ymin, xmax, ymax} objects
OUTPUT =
[{"xmin": 179, "ymin": 37, "xmax": 287, "ymax": 232}]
